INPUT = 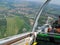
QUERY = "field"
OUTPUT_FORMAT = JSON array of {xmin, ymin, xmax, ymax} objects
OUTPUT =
[
  {"xmin": 6, "ymin": 16, "xmax": 24, "ymax": 36},
  {"xmin": 0, "ymin": 16, "xmax": 31, "ymax": 39}
]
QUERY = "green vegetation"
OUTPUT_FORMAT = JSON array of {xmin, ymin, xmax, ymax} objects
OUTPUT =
[
  {"xmin": 6, "ymin": 16, "xmax": 24, "ymax": 36},
  {"xmin": 0, "ymin": 16, "xmax": 31, "ymax": 39},
  {"xmin": 38, "ymin": 14, "xmax": 47, "ymax": 26},
  {"xmin": 0, "ymin": 0, "xmax": 33, "ymax": 39},
  {"xmin": 0, "ymin": 18, "xmax": 7, "ymax": 38}
]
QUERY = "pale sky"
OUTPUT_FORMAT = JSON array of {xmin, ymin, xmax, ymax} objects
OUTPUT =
[
  {"xmin": 27, "ymin": 0, "xmax": 60, "ymax": 5},
  {"xmin": 50, "ymin": 0, "xmax": 60, "ymax": 5}
]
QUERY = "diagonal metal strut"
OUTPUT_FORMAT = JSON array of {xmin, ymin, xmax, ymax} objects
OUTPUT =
[{"xmin": 32, "ymin": 0, "xmax": 51, "ymax": 32}]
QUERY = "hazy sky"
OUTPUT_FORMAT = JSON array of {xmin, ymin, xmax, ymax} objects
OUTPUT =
[
  {"xmin": 50, "ymin": 0, "xmax": 60, "ymax": 5},
  {"xmin": 27, "ymin": 0, "xmax": 60, "ymax": 5}
]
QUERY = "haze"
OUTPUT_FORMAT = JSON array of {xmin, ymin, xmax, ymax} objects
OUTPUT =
[{"xmin": 27, "ymin": 0, "xmax": 60, "ymax": 5}]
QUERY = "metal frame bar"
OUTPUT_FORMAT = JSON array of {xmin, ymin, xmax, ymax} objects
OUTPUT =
[
  {"xmin": 32, "ymin": 0, "xmax": 51, "ymax": 32},
  {"xmin": 0, "ymin": 32, "xmax": 33, "ymax": 45}
]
